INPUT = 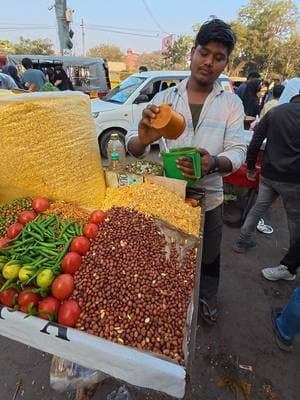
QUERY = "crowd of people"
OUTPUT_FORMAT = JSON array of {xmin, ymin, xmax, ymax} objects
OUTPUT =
[{"xmin": 0, "ymin": 57, "xmax": 73, "ymax": 92}]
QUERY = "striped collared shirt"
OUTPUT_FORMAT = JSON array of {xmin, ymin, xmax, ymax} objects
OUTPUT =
[{"xmin": 126, "ymin": 78, "xmax": 247, "ymax": 211}]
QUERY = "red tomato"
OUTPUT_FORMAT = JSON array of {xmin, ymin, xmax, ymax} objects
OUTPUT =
[
  {"xmin": 18, "ymin": 287, "xmax": 40, "ymax": 313},
  {"xmin": 32, "ymin": 197, "xmax": 50, "ymax": 213},
  {"xmin": 185, "ymin": 198, "xmax": 198, "ymax": 207},
  {"xmin": 38, "ymin": 296, "xmax": 61, "ymax": 321},
  {"xmin": 70, "ymin": 236, "xmax": 90, "ymax": 255},
  {"xmin": 58, "ymin": 300, "xmax": 80, "ymax": 327},
  {"xmin": 61, "ymin": 252, "xmax": 82, "ymax": 274},
  {"xmin": 89, "ymin": 210, "xmax": 106, "ymax": 225},
  {"xmin": 51, "ymin": 274, "xmax": 74, "ymax": 301},
  {"xmin": 83, "ymin": 223, "xmax": 98, "ymax": 239},
  {"xmin": 7, "ymin": 223, "xmax": 23, "ymax": 239},
  {"xmin": 0, "ymin": 237, "xmax": 10, "ymax": 248},
  {"xmin": 18, "ymin": 211, "xmax": 36, "ymax": 225},
  {"xmin": 0, "ymin": 287, "xmax": 18, "ymax": 307}
]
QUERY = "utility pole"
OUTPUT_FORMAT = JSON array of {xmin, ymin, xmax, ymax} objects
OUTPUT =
[
  {"xmin": 51, "ymin": 0, "xmax": 74, "ymax": 55},
  {"xmin": 80, "ymin": 18, "xmax": 85, "ymax": 56}
]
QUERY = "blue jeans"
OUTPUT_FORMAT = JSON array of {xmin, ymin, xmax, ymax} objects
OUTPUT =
[
  {"xmin": 276, "ymin": 288, "xmax": 300, "ymax": 340},
  {"xmin": 239, "ymin": 176, "xmax": 300, "ymax": 273}
]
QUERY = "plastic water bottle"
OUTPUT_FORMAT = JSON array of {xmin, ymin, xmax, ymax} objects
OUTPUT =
[
  {"xmin": 106, "ymin": 133, "xmax": 126, "ymax": 167},
  {"xmin": 108, "ymin": 152, "xmax": 122, "ymax": 172}
]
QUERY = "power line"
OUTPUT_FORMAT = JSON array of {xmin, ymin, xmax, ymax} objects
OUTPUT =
[
  {"xmin": 85, "ymin": 26, "xmax": 160, "ymax": 38},
  {"xmin": 141, "ymin": 0, "xmax": 167, "ymax": 33},
  {"xmin": 0, "ymin": 22, "xmax": 161, "ymax": 37}
]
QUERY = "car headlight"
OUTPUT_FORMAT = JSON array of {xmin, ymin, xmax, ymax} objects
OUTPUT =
[{"xmin": 92, "ymin": 112, "xmax": 99, "ymax": 118}]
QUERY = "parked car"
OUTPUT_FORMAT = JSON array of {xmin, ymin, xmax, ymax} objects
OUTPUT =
[
  {"xmin": 2, "ymin": 54, "xmax": 111, "ymax": 98},
  {"xmin": 92, "ymin": 71, "xmax": 234, "ymax": 157}
]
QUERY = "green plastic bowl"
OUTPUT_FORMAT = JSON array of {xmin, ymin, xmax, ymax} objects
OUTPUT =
[{"xmin": 160, "ymin": 147, "xmax": 201, "ymax": 186}]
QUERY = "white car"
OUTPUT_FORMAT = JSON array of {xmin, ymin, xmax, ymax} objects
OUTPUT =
[{"xmin": 92, "ymin": 71, "xmax": 233, "ymax": 157}]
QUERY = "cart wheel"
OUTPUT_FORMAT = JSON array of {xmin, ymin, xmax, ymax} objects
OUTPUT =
[{"xmin": 98, "ymin": 129, "xmax": 126, "ymax": 158}]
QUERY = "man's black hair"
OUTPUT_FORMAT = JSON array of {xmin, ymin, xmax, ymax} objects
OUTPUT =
[
  {"xmin": 273, "ymin": 84, "xmax": 285, "ymax": 99},
  {"xmin": 247, "ymin": 71, "xmax": 260, "ymax": 80},
  {"xmin": 195, "ymin": 19, "xmax": 236, "ymax": 55},
  {"xmin": 22, "ymin": 57, "xmax": 33, "ymax": 69},
  {"xmin": 139, "ymin": 66, "xmax": 148, "ymax": 72}
]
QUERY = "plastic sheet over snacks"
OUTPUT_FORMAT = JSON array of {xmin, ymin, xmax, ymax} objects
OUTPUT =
[
  {"xmin": 0, "ymin": 91, "xmax": 106, "ymax": 209},
  {"xmin": 0, "ymin": 209, "xmax": 204, "ymax": 399}
]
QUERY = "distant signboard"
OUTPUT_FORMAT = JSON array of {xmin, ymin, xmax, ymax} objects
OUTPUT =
[{"xmin": 161, "ymin": 34, "xmax": 176, "ymax": 55}]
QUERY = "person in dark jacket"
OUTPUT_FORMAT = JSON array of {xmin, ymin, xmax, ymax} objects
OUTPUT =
[
  {"xmin": 53, "ymin": 66, "xmax": 74, "ymax": 91},
  {"xmin": 233, "ymin": 91, "xmax": 300, "ymax": 281},
  {"xmin": 237, "ymin": 70, "xmax": 260, "ymax": 100},
  {"xmin": 242, "ymin": 78, "xmax": 261, "ymax": 117},
  {"xmin": 2, "ymin": 64, "xmax": 24, "ymax": 89}
]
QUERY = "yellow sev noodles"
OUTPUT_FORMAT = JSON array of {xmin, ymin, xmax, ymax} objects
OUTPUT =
[{"xmin": 101, "ymin": 182, "xmax": 201, "ymax": 236}]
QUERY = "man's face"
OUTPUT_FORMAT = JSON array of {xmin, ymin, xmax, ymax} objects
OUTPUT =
[{"xmin": 190, "ymin": 41, "xmax": 229, "ymax": 85}]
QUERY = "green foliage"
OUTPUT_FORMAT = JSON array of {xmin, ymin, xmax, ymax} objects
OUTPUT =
[
  {"xmin": 229, "ymin": 0, "xmax": 300, "ymax": 77},
  {"xmin": 87, "ymin": 44, "xmax": 124, "ymax": 62},
  {"xmin": 164, "ymin": 35, "xmax": 194, "ymax": 70},
  {"xmin": 13, "ymin": 36, "xmax": 54, "ymax": 55},
  {"xmin": 0, "ymin": 40, "xmax": 15, "ymax": 55},
  {"xmin": 137, "ymin": 51, "xmax": 165, "ymax": 70}
]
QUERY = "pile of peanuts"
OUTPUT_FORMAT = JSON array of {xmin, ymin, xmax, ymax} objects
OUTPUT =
[{"xmin": 72, "ymin": 207, "xmax": 197, "ymax": 365}]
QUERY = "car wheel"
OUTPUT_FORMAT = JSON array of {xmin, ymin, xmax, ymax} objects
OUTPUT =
[{"xmin": 98, "ymin": 129, "xmax": 126, "ymax": 159}]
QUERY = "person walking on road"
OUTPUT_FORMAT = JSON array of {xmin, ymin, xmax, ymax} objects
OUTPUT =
[
  {"xmin": 233, "ymin": 86, "xmax": 300, "ymax": 282},
  {"xmin": 241, "ymin": 78, "xmax": 261, "ymax": 117},
  {"xmin": 260, "ymin": 84, "xmax": 284, "ymax": 117},
  {"xmin": 236, "ymin": 70, "xmax": 260, "ymax": 101},
  {"xmin": 272, "ymin": 286, "xmax": 300, "ymax": 352},
  {"xmin": 127, "ymin": 19, "xmax": 246, "ymax": 324}
]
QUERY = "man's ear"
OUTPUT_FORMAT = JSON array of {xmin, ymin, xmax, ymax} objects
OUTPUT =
[{"xmin": 190, "ymin": 46, "xmax": 195, "ymax": 61}]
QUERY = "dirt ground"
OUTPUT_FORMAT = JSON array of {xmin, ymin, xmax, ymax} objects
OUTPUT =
[{"xmin": 1, "ymin": 159, "xmax": 299, "ymax": 400}]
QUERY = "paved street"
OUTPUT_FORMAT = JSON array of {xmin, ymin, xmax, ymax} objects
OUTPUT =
[{"xmin": 1, "ymin": 149, "xmax": 299, "ymax": 400}]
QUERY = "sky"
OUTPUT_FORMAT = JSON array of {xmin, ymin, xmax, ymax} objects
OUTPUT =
[{"xmin": 1, "ymin": 0, "xmax": 300, "ymax": 55}]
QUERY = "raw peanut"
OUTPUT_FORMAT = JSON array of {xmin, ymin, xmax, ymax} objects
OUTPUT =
[{"xmin": 72, "ymin": 207, "xmax": 197, "ymax": 365}]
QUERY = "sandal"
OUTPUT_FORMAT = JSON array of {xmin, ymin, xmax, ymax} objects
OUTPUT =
[
  {"xmin": 75, "ymin": 383, "xmax": 100, "ymax": 400},
  {"xmin": 199, "ymin": 297, "xmax": 219, "ymax": 325}
]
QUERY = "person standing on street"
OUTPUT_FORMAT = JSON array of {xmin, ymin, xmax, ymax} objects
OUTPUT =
[
  {"xmin": 260, "ymin": 84, "xmax": 284, "ymax": 117},
  {"xmin": 126, "ymin": 19, "xmax": 246, "ymax": 324},
  {"xmin": 272, "ymin": 285, "xmax": 300, "ymax": 352},
  {"xmin": 21, "ymin": 57, "xmax": 46, "ymax": 91},
  {"xmin": 233, "ymin": 86, "xmax": 300, "ymax": 281},
  {"xmin": 236, "ymin": 71, "xmax": 260, "ymax": 101}
]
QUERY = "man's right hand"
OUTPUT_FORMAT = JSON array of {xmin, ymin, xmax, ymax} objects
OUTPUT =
[{"xmin": 138, "ymin": 105, "xmax": 163, "ymax": 146}]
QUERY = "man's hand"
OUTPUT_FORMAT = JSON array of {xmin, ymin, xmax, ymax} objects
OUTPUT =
[
  {"xmin": 176, "ymin": 148, "xmax": 215, "ymax": 179},
  {"xmin": 246, "ymin": 169, "xmax": 256, "ymax": 181},
  {"xmin": 138, "ymin": 105, "xmax": 164, "ymax": 146}
]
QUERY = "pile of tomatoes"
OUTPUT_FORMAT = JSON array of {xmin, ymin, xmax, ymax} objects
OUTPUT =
[{"xmin": 0, "ymin": 200, "xmax": 106, "ymax": 329}]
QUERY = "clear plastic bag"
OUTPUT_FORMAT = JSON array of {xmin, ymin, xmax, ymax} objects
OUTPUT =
[
  {"xmin": 107, "ymin": 385, "xmax": 133, "ymax": 400},
  {"xmin": 50, "ymin": 356, "xmax": 107, "ymax": 392}
]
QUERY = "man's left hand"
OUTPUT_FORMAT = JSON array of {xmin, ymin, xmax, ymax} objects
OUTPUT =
[{"xmin": 176, "ymin": 148, "xmax": 215, "ymax": 179}]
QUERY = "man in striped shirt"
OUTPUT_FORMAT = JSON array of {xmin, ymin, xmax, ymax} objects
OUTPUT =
[{"xmin": 127, "ymin": 19, "xmax": 246, "ymax": 324}]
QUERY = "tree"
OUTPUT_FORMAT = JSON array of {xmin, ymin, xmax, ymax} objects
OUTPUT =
[
  {"xmin": 165, "ymin": 35, "xmax": 193, "ymax": 70},
  {"xmin": 0, "ymin": 40, "xmax": 15, "ymax": 54},
  {"xmin": 137, "ymin": 51, "xmax": 165, "ymax": 70},
  {"xmin": 87, "ymin": 44, "xmax": 124, "ymax": 61},
  {"xmin": 229, "ymin": 0, "xmax": 300, "ymax": 76},
  {"xmin": 13, "ymin": 36, "xmax": 54, "ymax": 55}
]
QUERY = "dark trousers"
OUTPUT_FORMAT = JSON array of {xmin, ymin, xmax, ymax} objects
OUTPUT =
[
  {"xmin": 281, "ymin": 237, "xmax": 300, "ymax": 274},
  {"xmin": 239, "ymin": 176, "xmax": 300, "ymax": 274},
  {"xmin": 200, "ymin": 205, "xmax": 223, "ymax": 300}
]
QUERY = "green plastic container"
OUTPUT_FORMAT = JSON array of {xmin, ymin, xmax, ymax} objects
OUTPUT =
[{"xmin": 160, "ymin": 147, "xmax": 201, "ymax": 186}]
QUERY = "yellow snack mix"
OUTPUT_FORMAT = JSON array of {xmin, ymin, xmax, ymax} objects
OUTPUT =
[
  {"xmin": 102, "ymin": 182, "xmax": 201, "ymax": 236},
  {"xmin": 0, "ymin": 92, "xmax": 106, "ymax": 208}
]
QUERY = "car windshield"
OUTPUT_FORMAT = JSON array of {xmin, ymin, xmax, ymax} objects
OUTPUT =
[{"xmin": 103, "ymin": 76, "xmax": 146, "ymax": 104}]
